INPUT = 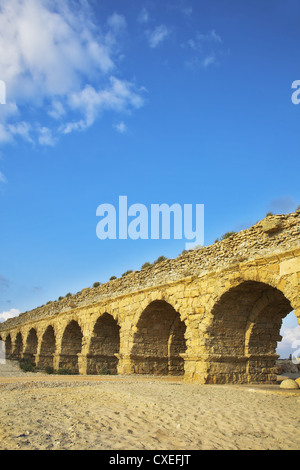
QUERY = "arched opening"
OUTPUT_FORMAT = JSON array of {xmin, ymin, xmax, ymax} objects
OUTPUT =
[
  {"xmin": 39, "ymin": 326, "xmax": 56, "ymax": 370},
  {"xmin": 13, "ymin": 332, "xmax": 23, "ymax": 360},
  {"xmin": 23, "ymin": 328, "xmax": 38, "ymax": 364},
  {"xmin": 87, "ymin": 313, "xmax": 120, "ymax": 375},
  {"xmin": 59, "ymin": 320, "xmax": 82, "ymax": 373},
  {"xmin": 207, "ymin": 281, "xmax": 293, "ymax": 384},
  {"xmin": 277, "ymin": 311, "xmax": 300, "ymax": 360},
  {"xmin": 131, "ymin": 300, "xmax": 187, "ymax": 376},
  {"xmin": 5, "ymin": 335, "xmax": 12, "ymax": 359}
]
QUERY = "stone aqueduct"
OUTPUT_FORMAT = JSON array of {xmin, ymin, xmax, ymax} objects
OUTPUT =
[{"xmin": 0, "ymin": 212, "xmax": 299, "ymax": 384}]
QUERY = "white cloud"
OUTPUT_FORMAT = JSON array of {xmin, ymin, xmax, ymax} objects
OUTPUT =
[
  {"xmin": 277, "ymin": 325, "xmax": 300, "ymax": 358},
  {"xmin": 114, "ymin": 121, "xmax": 127, "ymax": 134},
  {"xmin": 107, "ymin": 12, "xmax": 127, "ymax": 33},
  {"xmin": 38, "ymin": 126, "xmax": 56, "ymax": 146},
  {"xmin": 188, "ymin": 30, "xmax": 222, "ymax": 51},
  {"xmin": 0, "ymin": 0, "xmax": 145, "ymax": 145},
  {"xmin": 0, "ymin": 0, "xmax": 117, "ymax": 99},
  {"xmin": 48, "ymin": 100, "xmax": 66, "ymax": 120},
  {"xmin": 60, "ymin": 120, "xmax": 86, "ymax": 135},
  {"xmin": 147, "ymin": 25, "xmax": 170, "ymax": 48},
  {"xmin": 186, "ymin": 29, "xmax": 223, "ymax": 69},
  {"xmin": 8, "ymin": 122, "xmax": 33, "ymax": 143},
  {"xmin": 0, "ymin": 171, "xmax": 6, "ymax": 183},
  {"xmin": 138, "ymin": 8, "xmax": 149, "ymax": 24},
  {"xmin": 202, "ymin": 55, "xmax": 217, "ymax": 68},
  {"xmin": 197, "ymin": 30, "xmax": 222, "ymax": 44},
  {"xmin": 60, "ymin": 77, "xmax": 144, "ymax": 134},
  {"xmin": 0, "ymin": 308, "xmax": 20, "ymax": 323},
  {"xmin": 0, "ymin": 123, "xmax": 13, "ymax": 144}
]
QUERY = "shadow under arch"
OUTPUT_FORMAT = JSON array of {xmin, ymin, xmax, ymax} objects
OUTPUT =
[
  {"xmin": 13, "ymin": 332, "xmax": 23, "ymax": 360},
  {"xmin": 87, "ymin": 313, "xmax": 120, "ymax": 375},
  {"xmin": 59, "ymin": 320, "xmax": 83, "ymax": 373},
  {"xmin": 131, "ymin": 300, "xmax": 187, "ymax": 376},
  {"xmin": 207, "ymin": 280, "xmax": 293, "ymax": 384},
  {"xmin": 23, "ymin": 328, "xmax": 38, "ymax": 363},
  {"xmin": 38, "ymin": 325, "xmax": 56, "ymax": 370},
  {"xmin": 5, "ymin": 334, "xmax": 12, "ymax": 359}
]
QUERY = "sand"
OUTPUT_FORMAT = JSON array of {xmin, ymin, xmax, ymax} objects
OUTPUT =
[{"xmin": 0, "ymin": 362, "xmax": 300, "ymax": 451}]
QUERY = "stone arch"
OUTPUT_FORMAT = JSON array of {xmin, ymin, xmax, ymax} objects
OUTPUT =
[
  {"xmin": 38, "ymin": 325, "xmax": 56, "ymax": 370},
  {"xmin": 87, "ymin": 313, "xmax": 120, "ymax": 375},
  {"xmin": 23, "ymin": 328, "xmax": 38, "ymax": 363},
  {"xmin": 131, "ymin": 300, "xmax": 187, "ymax": 375},
  {"xmin": 13, "ymin": 332, "xmax": 23, "ymax": 360},
  {"xmin": 59, "ymin": 320, "xmax": 83, "ymax": 373},
  {"xmin": 203, "ymin": 265, "xmax": 299, "ymax": 319},
  {"xmin": 206, "ymin": 280, "xmax": 293, "ymax": 384}
]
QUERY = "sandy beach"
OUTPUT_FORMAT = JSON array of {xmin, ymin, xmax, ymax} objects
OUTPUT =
[{"xmin": 0, "ymin": 362, "xmax": 299, "ymax": 451}]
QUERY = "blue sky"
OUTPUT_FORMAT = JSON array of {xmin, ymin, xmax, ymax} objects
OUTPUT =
[{"xmin": 0, "ymin": 0, "xmax": 299, "ymax": 358}]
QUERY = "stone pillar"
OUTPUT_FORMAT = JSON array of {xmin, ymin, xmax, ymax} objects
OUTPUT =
[
  {"xmin": 78, "ymin": 353, "xmax": 87, "ymax": 375},
  {"xmin": 116, "ymin": 353, "xmax": 135, "ymax": 375},
  {"xmin": 183, "ymin": 354, "xmax": 210, "ymax": 384},
  {"xmin": 183, "ymin": 354, "xmax": 250, "ymax": 384},
  {"xmin": 246, "ymin": 354, "xmax": 279, "ymax": 384},
  {"xmin": 53, "ymin": 353, "xmax": 60, "ymax": 371}
]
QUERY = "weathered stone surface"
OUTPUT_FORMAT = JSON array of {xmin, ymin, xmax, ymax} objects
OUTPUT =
[
  {"xmin": 280, "ymin": 258, "xmax": 300, "ymax": 276},
  {"xmin": 0, "ymin": 211, "xmax": 299, "ymax": 384},
  {"xmin": 279, "ymin": 379, "xmax": 299, "ymax": 389},
  {"xmin": 261, "ymin": 217, "xmax": 284, "ymax": 234}
]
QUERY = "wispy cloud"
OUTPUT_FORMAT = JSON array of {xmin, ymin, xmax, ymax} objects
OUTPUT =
[
  {"xmin": 146, "ymin": 25, "xmax": 170, "ymax": 48},
  {"xmin": 38, "ymin": 127, "xmax": 56, "ymax": 146},
  {"xmin": 0, "ymin": 0, "xmax": 145, "ymax": 146},
  {"xmin": 198, "ymin": 30, "xmax": 222, "ymax": 44},
  {"xmin": 137, "ymin": 8, "xmax": 149, "ymax": 24},
  {"xmin": 185, "ymin": 29, "xmax": 224, "ymax": 69},
  {"xmin": 202, "ymin": 55, "xmax": 217, "ymax": 69},
  {"xmin": 114, "ymin": 121, "xmax": 127, "ymax": 134},
  {"xmin": 0, "ymin": 171, "xmax": 6, "ymax": 184},
  {"xmin": 181, "ymin": 7, "xmax": 193, "ymax": 18},
  {"xmin": 107, "ymin": 12, "xmax": 127, "ymax": 33},
  {"xmin": 59, "ymin": 77, "xmax": 144, "ymax": 135},
  {"xmin": 268, "ymin": 196, "xmax": 298, "ymax": 214}
]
